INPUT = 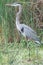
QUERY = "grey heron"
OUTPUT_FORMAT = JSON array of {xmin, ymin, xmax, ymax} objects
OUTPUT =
[
  {"xmin": 6, "ymin": 3, "xmax": 40, "ymax": 61},
  {"xmin": 6, "ymin": 3, "xmax": 40, "ymax": 44}
]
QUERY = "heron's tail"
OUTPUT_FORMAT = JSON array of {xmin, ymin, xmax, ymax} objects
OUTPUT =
[
  {"xmin": 35, "ymin": 41, "xmax": 40, "ymax": 44},
  {"xmin": 35, "ymin": 41, "xmax": 41, "ymax": 47},
  {"xmin": 35, "ymin": 36, "xmax": 41, "ymax": 45}
]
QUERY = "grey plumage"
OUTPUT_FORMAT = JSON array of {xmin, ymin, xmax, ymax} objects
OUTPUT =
[
  {"xmin": 6, "ymin": 3, "xmax": 40, "ymax": 44},
  {"xmin": 18, "ymin": 24, "xmax": 40, "ymax": 43}
]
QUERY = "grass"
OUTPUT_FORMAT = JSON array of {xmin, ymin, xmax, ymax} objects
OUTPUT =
[
  {"xmin": 0, "ymin": 41, "xmax": 43, "ymax": 65},
  {"xmin": 0, "ymin": 0, "xmax": 43, "ymax": 65}
]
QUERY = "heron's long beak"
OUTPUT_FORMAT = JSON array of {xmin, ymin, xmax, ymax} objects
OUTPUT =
[
  {"xmin": 5, "ymin": 4, "xmax": 12, "ymax": 6},
  {"xmin": 5, "ymin": 3, "xmax": 19, "ymax": 7}
]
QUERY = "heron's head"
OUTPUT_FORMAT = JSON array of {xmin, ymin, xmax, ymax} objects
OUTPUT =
[{"xmin": 5, "ymin": 3, "xmax": 21, "ymax": 7}]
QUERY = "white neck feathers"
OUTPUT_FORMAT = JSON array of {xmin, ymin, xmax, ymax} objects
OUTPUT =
[{"xmin": 16, "ymin": 4, "xmax": 22, "ymax": 25}]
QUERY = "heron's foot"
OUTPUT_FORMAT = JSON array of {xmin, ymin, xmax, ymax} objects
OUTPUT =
[{"xmin": 27, "ymin": 58, "xmax": 32, "ymax": 62}]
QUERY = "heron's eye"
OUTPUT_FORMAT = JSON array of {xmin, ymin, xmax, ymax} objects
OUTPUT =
[{"xmin": 21, "ymin": 27, "xmax": 24, "ymax": 32}]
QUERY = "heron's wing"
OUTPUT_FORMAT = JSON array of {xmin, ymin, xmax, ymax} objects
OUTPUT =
[
  {"xmin": 21, "ymin": 24, "xmax": 37, "ymax": 35},
  {"xmin": 19, "ymin": 24, "xmax": 40, "ymax": 43}
]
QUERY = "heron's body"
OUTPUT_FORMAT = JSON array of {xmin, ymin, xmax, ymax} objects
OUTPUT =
[
  {"xmin": 16, "ymin": 23, "xmax": 40, "ymax": 42},
  {"xmin": 6, "ymin": 3, "xmax": 40, "ymax": 44}
]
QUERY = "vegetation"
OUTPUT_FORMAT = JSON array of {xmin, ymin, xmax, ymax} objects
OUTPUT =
[
  {"xmin": 0, "ymin": 41, "xmax": 43, "ymax": 65},
  {"xmin": 0, "ymin": 0, "xmax": 43, "ymax": 65}
]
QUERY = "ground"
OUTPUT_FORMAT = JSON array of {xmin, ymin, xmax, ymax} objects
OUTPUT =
[{"xmin": 0, "ymin": 41, "xmax": 43, "ymax": 65}]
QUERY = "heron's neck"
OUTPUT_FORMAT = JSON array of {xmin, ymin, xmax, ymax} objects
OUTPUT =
[{"xmin": 16, "ymin": 5, "xmax": 22, "ymax": 25}]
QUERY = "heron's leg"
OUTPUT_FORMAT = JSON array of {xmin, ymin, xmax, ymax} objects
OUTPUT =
[
  {"xmin": 25, "ymin": 37, "xmax": 31, "ymax": 61},
  {"xmin": 36, "ymin": 44, "xmax": 38, "ymax": 59},
  {"xmin": 36, "ymin": 44, "xmax": 40, "ymax": 59},
  {"xmin": 35, "ymin": 43, "xmax": 40, "ymax": 64},
  {"xmin": 27, "ymin": 40, "xmax": 31, "ymax": 61},
  {"xmin": 28, "ymin": 41, "xmax": 31, "ymax": 61}
]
